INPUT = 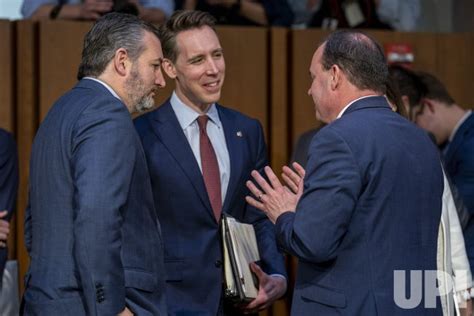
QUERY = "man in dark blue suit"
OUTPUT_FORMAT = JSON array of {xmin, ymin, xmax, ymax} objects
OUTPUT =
[
  {"xmin": 412, "ymin": 71, "xmax": 474, "ymax": 283},
  {"xmin": 0, "ymin": 128, "xmax": 18, "ymax": 288},
  {"xmin": 246, "ymin": 30, "xmax": 443, "ymax": 315},
  {"xmin": 134, "ymin": 10, "xmax": 287, "ymax": 316},
  {"xmin": 23, "ymin": 13, "xmax": 167, "ymax": 315}
]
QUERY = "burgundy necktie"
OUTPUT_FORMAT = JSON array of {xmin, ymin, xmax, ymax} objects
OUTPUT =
[{"xmin": 197, "ymin": 115, "xmax": 222, "ymax": 222}]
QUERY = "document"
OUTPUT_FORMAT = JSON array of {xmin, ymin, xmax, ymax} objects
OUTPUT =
[{"xmin": 221, "ymin": 214, "xmax": 260, "ymax": 302}]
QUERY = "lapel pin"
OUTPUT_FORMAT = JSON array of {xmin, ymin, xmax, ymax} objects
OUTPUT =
[{"xmin": 236, "ymin": 131, "xmax": 243, "ymax": 137}]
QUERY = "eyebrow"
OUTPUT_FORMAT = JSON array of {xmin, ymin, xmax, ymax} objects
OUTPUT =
[{"xmin": 187, "ymin": 48, "xmax": 224, "ymax": 63}]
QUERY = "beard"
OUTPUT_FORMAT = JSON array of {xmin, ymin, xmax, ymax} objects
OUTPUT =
[{"xmin": 125, "ymin": 66, "xmax": 155, "ymax": 113}]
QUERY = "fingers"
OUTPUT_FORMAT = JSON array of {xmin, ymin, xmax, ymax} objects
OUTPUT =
[
  {"xmin": 263, "ymin": 166, "xmax": 283, "ymax": 190},
  {"xmin": 282, "ymin": 173, "xmax": 298, "ymax": 193},
  {"xmin": 0, "ymin": 210, "xmax": 7, "ymax": 219},
  {"xmin": 250, "ymin": 170, "xmax": 274, "ymax": 195},
  {"xmin": 292, "ymin": 162, "xmax": 306, "ymax": 178},
  {"xmin": 249, "ymin": 262, "xmax": 266, "ymax": 281}
]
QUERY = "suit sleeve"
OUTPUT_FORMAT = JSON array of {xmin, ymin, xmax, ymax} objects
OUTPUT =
[
  {"xmin": 71, "ymin": 102, "xmax": 134, "ymax": 315},
  {"xmin": 453, "ymin": 135, "xmax": 474, "ymax": 213},
  {"xmin": 245, "ymin": 120, "xmax": 287, "ymax": 277},
  {"xmin": 276, "ymin": 127, "xmax": 362, "ymax": 263},
  {"xmin": 0, "ymin": 130, "xmax": 18, "ymax": 282}
]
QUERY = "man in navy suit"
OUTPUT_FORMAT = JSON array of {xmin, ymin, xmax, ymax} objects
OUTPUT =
[
  {"xmin": 0, "ymin": 128, "xmax": 18, "ymax": 288},
  {"xmin": 246, "ymin": 30, "xmax": 443, "ymax": 315},
  {"xmin": 412, "ymin": 71, "xmax": 474, "ymax": 280},
  {"xmin": 23, "ymin": 13, "xmax": 167, "ymax": 315},
  {"xmin": 134, "ymin": 10, "xmax": 287, "ymax": 315}
]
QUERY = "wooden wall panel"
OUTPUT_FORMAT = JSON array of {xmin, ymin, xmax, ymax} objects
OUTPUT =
[
  {"xmin": 290, "ymin": 29, "xmax": 328, "ymax": 147},
  {"xmin": 39, "ymin": 21, "xmax": 92, "ymax": 120},
  {"xmin": 216, "ymin": 26, "xmax": 269, "ymax": 134},
  {"xmin": 16, "ymin": 20, "xmax": 38, "ymax": 294},
  {"xmin": 269, "ymin": 27, "xmax": 290, "ymax": 171},
  {"xmin": 435, "ymin": 33, "xmax": 474, "ymax": 108},
  {"xmin": 0, "ymin": 20, "xmax": 14, "ymax": 132}
]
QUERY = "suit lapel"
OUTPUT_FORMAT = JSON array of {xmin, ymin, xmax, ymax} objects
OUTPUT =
[
  {"xmin": 218, "ymin": 106, "xmax": 245, "ymax": 212},
  {"xmin": 149, "ymin": 102, "xmax": 213, "ymax": 213}
]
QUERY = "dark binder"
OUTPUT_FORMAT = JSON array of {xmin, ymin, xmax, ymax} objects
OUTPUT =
[{"xmin": 221, "ymin": 214, "xmax": 260, "ymax": 302}]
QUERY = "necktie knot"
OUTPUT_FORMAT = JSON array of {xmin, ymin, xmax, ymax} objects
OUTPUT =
[{"xmin": 197, "ymin": 115, "xmax": 209, "ymax": 132}]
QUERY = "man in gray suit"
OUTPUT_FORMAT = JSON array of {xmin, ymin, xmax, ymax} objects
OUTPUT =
[{"xmin": 23, "ymin": 13, "xmax": 167, "ymax": 315}]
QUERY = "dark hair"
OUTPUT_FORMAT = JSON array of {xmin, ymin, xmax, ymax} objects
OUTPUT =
[
  {"xmin": 77, "ymin": 13, "xmax": 159, "ymax": 80},
  {"xmin": 417, "ymin": 71, "xmax": 455, "ymax": 105},
  {"xmin": 159, "ymin": 10, "xmax": 217, "ymax": 63},
  {"xmin": 386, "ymin": 75, "xmax": 407, "ymax": 118},
  {"xmin": 321, "ymin": 30, "xmax": 388, "ymax": 94},
  {"xmin": 388, "ymin": 65, "xmax": 426, "ymax": 108}
]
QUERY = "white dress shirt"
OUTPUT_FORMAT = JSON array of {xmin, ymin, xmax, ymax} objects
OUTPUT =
[{"xmin": 170, "ymin": 91, "xmax": 230, "ymax": 202}]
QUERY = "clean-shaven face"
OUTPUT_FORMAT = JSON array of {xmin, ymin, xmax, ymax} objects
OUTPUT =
[
  {"xmin": 308, "ymin": 44, "xmax": 332, "ymax": 123},
  {"xmin": 172, "ymin": 26, "xmax": 225, "ymax": 111}
]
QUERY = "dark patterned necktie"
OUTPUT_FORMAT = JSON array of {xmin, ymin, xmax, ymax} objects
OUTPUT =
[{"xmin": 197, "ymin": 115, "xmax": 222, "ymax": 222}]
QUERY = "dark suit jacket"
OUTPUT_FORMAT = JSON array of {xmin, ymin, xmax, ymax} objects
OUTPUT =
[
  {"xmin": 134, "ymin": 101, "xmax": 286, "ymax": 315},
  {"xmin": 276, "ymin": 96, "xmax": 443, "ymax": 315},
  {"xmin": 23, "ymin": 79, "xmax": 166, "ymax": 316},
  {"xmin": 0, "ymin": 128, "xmax": 18, "ymax": 286},
  {"xmin": 443, "ymin": 113, "xmax": 474, "ymax": 276}
]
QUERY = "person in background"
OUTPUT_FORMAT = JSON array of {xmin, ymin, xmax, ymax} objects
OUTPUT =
[
  {"xmin": 289, "ymin": 0, "xmax": 419, "ymax": 30},
  {"xmin": 134, "ymin": 10, "xmax": 287, "ymax": 315},
  {"xmin": 0, "ymin": 128, "xmax": 18, "ymax": 289},
  {"xmin": 411, "ymin": 71, "xmax": 474, "ymax": 288},
  {"xmin": 22, "ymin": 13, "xmax": 167, "ymax": 315},
  {"xmin": 21, "ymin": 0, "xmax": 174, "ymax": 24},
  {"xmin": 178, "ymin": 0, "xmax": 294, "ymax": 26}
]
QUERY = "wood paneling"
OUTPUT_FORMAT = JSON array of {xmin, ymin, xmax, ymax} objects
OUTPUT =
[
  {"xmin": 0, "ymin": 20, "xmax": 14, "ymax": 132},
  {"xmin": 39, "ymin": 21, "xmax": 92, "ymax": 120},
  {"xmin": 269, "ymin": 27, "xmax": 290, "ymax": 172},
  {"xmin": 16, "ymin": 20, "xmax": 38, "ymax": 294},
  {"xmin": 435, "ymin": 33, "xmax": 474, "ymax": 108},
  {"xmin": 290, "ymin": 29, "xmax": 328, "ymax": 147},
  {"xmin": 216, "ymin": 26, "xmax": 269, "ymax": 133}
]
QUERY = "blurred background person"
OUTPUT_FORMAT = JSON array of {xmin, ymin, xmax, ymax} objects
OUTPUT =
[
  {"xmin": 0, "ymin": 128, "xmax": 19, "ymax": 316},
  {"xmin": 288, "ymin": 0, "xmax": 419, "ymax": 30},
  {"xmin": 21, "ymin": 0, "xmax": 174, "ymax": 23},
  {"xmin": 178, "ymin": 0, "xmax": 294, "ymax": 26}
]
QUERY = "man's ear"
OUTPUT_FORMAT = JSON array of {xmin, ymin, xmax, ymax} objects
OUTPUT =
[
  {"xmin": 113, "ymin": 48, "xmax": 131, "ymax": 77},
  {"xmin": 423, "ymin": 98, "xmax": 436, "ymax": 113},
  {"xmin": 162, "ymin": 58, "xmax": 177, "ymax": 79},
  {"xmin": 330, "ymin": 65, "xmax": 342, "ymax": 90}
]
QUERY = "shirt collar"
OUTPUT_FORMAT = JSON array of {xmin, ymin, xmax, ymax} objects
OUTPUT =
[
  {"xmin": 336, "ymin": 95, "xmax": 379, "ymax": 119},
  {"xmin": 449, "ymin": 110, "xmax": 472, "ymax": 142},
  {"xmin": 170, "ymin": 91, "xmax": 222, "ymax": 130},
  {"xmin": 83, "ymin": 77, "xmax": 121, "ymax": 100}
]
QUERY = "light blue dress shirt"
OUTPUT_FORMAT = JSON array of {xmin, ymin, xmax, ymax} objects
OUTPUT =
[{"xmin": 170, "ymin": 91, "xmax": 231, "ymax": 203}]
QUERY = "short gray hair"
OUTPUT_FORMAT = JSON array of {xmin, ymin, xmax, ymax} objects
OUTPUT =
[{"xmin": 77, "ymin": 13, "xmax": 159, "ymax": 80}]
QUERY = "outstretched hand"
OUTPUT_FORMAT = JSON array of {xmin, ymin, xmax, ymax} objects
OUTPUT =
[{"xmin": 245, "ymin": 164, "xmax": 305, "ymax": 223}]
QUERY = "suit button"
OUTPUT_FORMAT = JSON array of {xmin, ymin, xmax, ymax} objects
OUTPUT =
[{"xmin": 215, "ymin": 260, "xmax": 222, "ymax": 268}]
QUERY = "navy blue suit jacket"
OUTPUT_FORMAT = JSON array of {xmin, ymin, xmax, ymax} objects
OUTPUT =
[
  {"xmin": 443, "ymin": 113, "xmax": 474, "ymax": 276},
  {"xmin": 23, "ymin": 79, "xmax": 166, "ymax": 316},
  {"xmin": 134, "ymin": 101, "xmax": 286, "ymax": 315},
  {"xmin": 276, "ymin": 97, "xmax": 443, "ymax": 315},
  {"xmin": 0, "ymin": 128, "xmax": 18, "ymax": 286}
]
